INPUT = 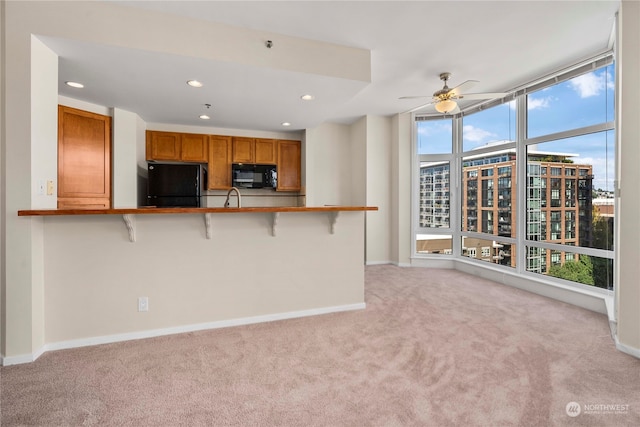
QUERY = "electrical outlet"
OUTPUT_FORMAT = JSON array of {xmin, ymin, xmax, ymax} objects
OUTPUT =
[
  {"xmin": 46, "ymin": 180, "xmax": 54, "ymax": 196},
  {"xmin": 138, "ymin": 297, "xmax": 149, "ymax": 312}
]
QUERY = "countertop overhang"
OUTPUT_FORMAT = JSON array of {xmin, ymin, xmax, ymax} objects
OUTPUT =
[
  {"xmin": 18, "ymin": 206, "xmax": 378, "ymax": 241},
  {"xmin": 18, "ymin": 206, "xmax": 377, "ymax": 216}
]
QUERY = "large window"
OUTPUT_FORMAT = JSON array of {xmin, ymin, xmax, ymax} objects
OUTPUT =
[
  {"xmin": 525, "ymin": 61, "xmax": 615, "ymax": 289},
  {"xmin": 414, "ymin": 55, "xmax": 615, "ymax": 291}
]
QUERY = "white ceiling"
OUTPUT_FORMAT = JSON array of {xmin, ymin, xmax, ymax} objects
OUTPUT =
[{"xmin": 48, "ymin": 0, "xmax": 619, "ymax": 133}]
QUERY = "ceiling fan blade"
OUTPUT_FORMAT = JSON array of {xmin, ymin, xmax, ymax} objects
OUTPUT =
[
  {"xmin": 457, "ymin": 92, "xmax": 509, "ymax": 100},
  {"xmin": 402, "ymin": 101, "xmax": 435, "ymax": 114},
  {"xmin": 399, "ymin": 95, "xmax": 431, "ymax": 99},
  {"xmin": 448, "ymin": 80, "xmax": 479, "ymax": 97}
]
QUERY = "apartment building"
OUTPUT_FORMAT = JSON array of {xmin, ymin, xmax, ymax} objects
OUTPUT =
[{"xmin": 418, "ymin": 149, "xmax": 593, "ymax": 275}]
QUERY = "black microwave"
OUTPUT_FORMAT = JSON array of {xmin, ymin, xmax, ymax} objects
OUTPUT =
[{"xmin": 232, "ymin": 164, "xmax": 277, "ymax": 189}]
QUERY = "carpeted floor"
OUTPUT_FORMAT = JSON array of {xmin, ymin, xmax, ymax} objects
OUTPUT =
[{"xmin": 1, "ymin": 265, "xmax": 639, "ymax": 426}]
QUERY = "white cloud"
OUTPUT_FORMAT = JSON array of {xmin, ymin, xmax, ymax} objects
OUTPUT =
[
  {"xmin": 463, "ymin": 125, "xmax": 496, "ymax": 143},
  {"xmin": 568, "ymin": 72, "xmax": 605, "ymax": 98},
  {"xmin": 577, "ymin": 156, "xmax": 615, "ymax": 191},
  {"xmin": 527, "ymin": 96, "xmax": 552, "ymax": 110},
  {"xmin": 606, "ymin": 70, "xmax": 615, "ymax": 91},
  {"xmin": 417, "ymin": 121, "xmax": 451, "ymax": 136}
]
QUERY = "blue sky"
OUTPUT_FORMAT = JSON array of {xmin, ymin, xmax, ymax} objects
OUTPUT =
[{"xmin": 417, "ymin": 64, "xmax": 615, "ymax": 191}]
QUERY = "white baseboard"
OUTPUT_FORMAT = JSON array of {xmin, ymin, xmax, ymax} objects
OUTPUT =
[
  {"xmin": 615, "ymin": 339, "xmax": 640, "ymax": 359},
  {"xmin": 366, "ymin": 260, "xmax": 393, "ymax": 266},
  {"xmin": 2, "ymin": 346, "xmax": 47, "ymax": 366},
  {"xmin": 2, "ymin": 352, "xmax": 38, "ymax": 366},
  {"xmin": 2, "ymin": 302, "xmax": 366, "ymax": 366}
]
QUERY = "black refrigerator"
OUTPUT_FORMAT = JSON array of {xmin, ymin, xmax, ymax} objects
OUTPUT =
[{"xmin": 147, "ymin": 163, "xmax": 205, "ymax": 207}]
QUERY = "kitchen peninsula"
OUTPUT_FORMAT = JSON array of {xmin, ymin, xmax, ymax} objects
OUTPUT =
[
  {"xmin": 16, "ymin": 204, "xmax": 377, "ymax": 360},
  {"xmin": 18, "ymin": 205, "xmax": 377, "ymax": 240}
]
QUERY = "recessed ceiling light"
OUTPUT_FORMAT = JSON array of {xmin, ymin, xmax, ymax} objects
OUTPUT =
[
  {"xmin": 281, "ymin": 122, "xmax": 291, "ymax": 127},
  {"xmin": 65, "ymin": 81, "xmax": 84, "ymax": 88},
  {"xmin": 300, "ymin": 94, "xmax": 314, "ymax": 101},
  {"xmin": 199, "ymin": 115, "xmax": 210, "ymax": 120},
  {"xmin": 187, "ymin": 80, "xmax": 203, "ymax": 88}
]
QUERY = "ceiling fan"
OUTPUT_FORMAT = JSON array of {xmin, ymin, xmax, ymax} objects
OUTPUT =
[{"xmin": 400, "ymin": 72, "xmax": 508, "ymax": 114}]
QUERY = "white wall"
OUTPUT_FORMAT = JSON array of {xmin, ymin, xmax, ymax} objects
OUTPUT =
[
  {"xmin": 28, "ymin": 37, "xmax": 58, "ymax": 354},
  {"xmin": 616, "ymin": 0, "xmax": 640, "ymax": 355},
  {"xmin": 42, "ymin": 212, "xmax": 365, "ymax": 348},
  {"xmin": 350, "ymin": 118, "xmax": 367, "ymax": 206},
  {"xmin": 390, "ymin": 114, "xmax": 412, "ymax": 266},
  {"xmin": 58, "ymin": 95, "xmax": 110, "ymax": 116},
  {"xmin": 304, "ymin": 123, "xmax": 353, "ymax": 206},
  {"xmin": 147, "ymin": 123, "xmax": 303, "ymax": 142},
  {"xmin": 4, "ymin": 2, "xmax": 41, "ymax": 357},
  {"xmin": 30, "ymin": 37, "xmax": 58, "ymax": 210},
  {"xmin": 0, "ymin": 0, "xmax": 4, "ymax": 354},
  {"xmin": 364, "ymin": 116, "xmax": 391, "ymax": 264},
  {"xmin": 113, "ymin": 108, "xmax": 140, "ymax": 208}
]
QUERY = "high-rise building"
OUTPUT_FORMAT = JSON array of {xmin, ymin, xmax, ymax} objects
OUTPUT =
[{"xmin": 418, "ymin": 148, "xmax": 593, "ymax": 274}]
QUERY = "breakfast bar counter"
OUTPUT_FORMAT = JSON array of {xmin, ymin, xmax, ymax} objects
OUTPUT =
[
  {"xmin": 15, "ymin": 205, "xmax": 376, "ymax": 351},
  {"xmin": 18, "ymin": 205, "xmax": 377, "ymax": 216},
  {"xmin": 19, "ymin": 206, "xmax": 378, "ymax": 241}
]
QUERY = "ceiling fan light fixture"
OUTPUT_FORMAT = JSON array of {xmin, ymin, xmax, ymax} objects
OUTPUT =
[
  {"xmin": 435, "ymin": 99, "xmax": 457, "ymax": 114},
  {"xmin": 187, "ymin": 80, "xmax": 203, "ymax": 88},
  {"xmin": 65, "ymin": 81, "xmax": 84, "ymax": 88}
]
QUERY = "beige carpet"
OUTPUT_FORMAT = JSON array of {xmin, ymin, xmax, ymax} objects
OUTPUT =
[{"xmin": 1, "ymin": 265, "xmax": 639, "ymax": 426}]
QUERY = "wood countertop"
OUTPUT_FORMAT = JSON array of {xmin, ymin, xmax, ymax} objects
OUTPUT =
[{"xmin": 18, "ymin": 206, "xmax": 378, "ymax": 216}]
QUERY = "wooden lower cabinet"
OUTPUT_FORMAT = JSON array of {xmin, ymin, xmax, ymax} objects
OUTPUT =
[
  {"xmin": 208, "ymin": 135, "xmax": 232, "ymax": 189},
  {"xmin": 58, "ymin": 105, "xmax": 112, "ymax": 209},
  {"xmin": 57, "ymin": 197, "xmax": 111, "ymax": 209},
  {"xmin": 277, "ymin": 140, "xmax": 301, "ymax": 192}
]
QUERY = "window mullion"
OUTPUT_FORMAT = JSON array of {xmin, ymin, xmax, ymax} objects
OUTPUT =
[{"xmin": 516, "ymin": 94, "xmax": 528, "ymax": 274}]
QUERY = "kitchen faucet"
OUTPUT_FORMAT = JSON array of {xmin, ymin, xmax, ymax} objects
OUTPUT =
[{"xmin": 224, "ymin": 187, "xmax": 242, "ymax": 208}]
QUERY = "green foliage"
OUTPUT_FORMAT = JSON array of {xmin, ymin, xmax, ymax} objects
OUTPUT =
[
  {"xmin": 548, "ymin": 255, "xmax": 594, "ymax": 286},
  {"xmin": 590, "ymin": 208, "xmax": 614, "ymax": 289},
  {"xmin": 536, "ymin": 155, "xmax": 574, "ymax": 163}
]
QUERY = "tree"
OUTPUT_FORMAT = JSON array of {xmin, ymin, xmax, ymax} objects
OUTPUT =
[
  {"xmin": 591, "ymin": 208, "xmax": 614, "ymax": 289},
  {"xmin": 548, "ymin": 255, "xmax": 594, "ymax": 286}
]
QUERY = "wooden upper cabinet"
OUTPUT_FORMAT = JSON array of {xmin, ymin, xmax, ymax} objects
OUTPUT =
[
  {"xmin": 181, "ymin": 133, "xmax": 209, "ymax": 162},
  {"xmin": 254, "ymin": 139, "xmax": 276, "ymax": 164},
  {"xmin": 146, "ymin": 131, "xmax": 208, "ymax": 162},
  {"xmin": 232, "ymin": 137, "xmax": 255, "ymax": 163},
  {"xmin": 58, "ymin": 105, "xmax": 112, "ymax": 209},
  {"xmin": 208, "ymin": 135, "xmax": 232, "ymax": 189},
  {"xmin": 232, "ymin": 137, "xmax": 276, "ymax": 164},
  {"xmin": 276, "ymin": 140, "xmax": 301, "ymax": 192},
  {"xmin": 145, "ymin": 130, "xmax": 300, "ymax": 192},
  {"xmin": 146, "ymin": 131, "xmax": 181, "ymax": 161}
]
